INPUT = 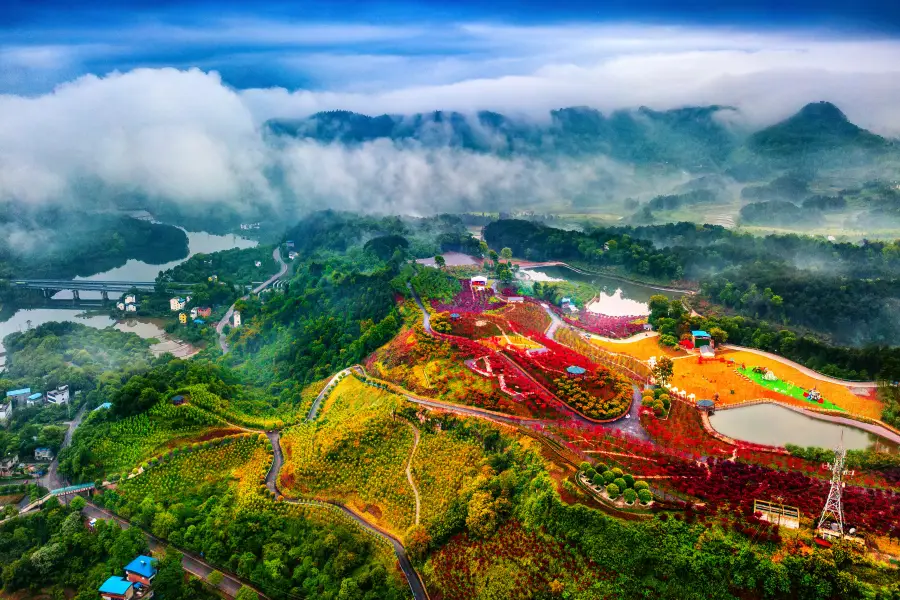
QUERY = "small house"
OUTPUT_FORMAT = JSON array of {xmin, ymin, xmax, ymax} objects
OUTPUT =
[
  {"xmin": 99, "ymin": 576, "xmax": 134, "ymax": 600},
  {"xmin": 171, "ymin": 395, "xmax": 186, "ymax": 406},
  {"xmin": 471, "ymin": 276, "xmax": 488, "ymax": 289},
  {"xmin": 26, "ymin": 392, "xmax": 43, "ymax": 407},
  {"xmin": 94, "ymin": 402, "xmax": 112, "ymax": 411},
  {"xmin": 254, "ymin": 260, "xmax": 262, "ymax": 267},
  {"xmin": 696, "ymin": 399, "xmax": 716, "ymax": 414},
  {"xmin": 6, "ymin": 388, "xmax": 31, "ymax": 404},
  {"xmin": 126, "ymin": 304, "xmax": 137, "ymax": 312},
  {"xmin": 124, "ymin": 294, "xmax": 136, "ymax": 305},
  {"xmin": 46, "ymin": 385, "xmax": 69, "ymax": 405},
  {"xmin": 288, "ymin": 251, "xmax": 298, "ymax": 260},
  {"xmin": 197, "ymin": 307, "xmax": 212, "ymax": 318},
  {"xmin": 116, "ymin": 302, "xmax": 126, "ymax": 311},
  {"xmin": 178, "ymin": 313, "xmax": 187, "ymax": 324},
  {"xmin": 34, "ymin": 447, "xmax": 53, "ymax": 461},
  {"xmin": 233, "ymin": 311, "xmax": 241, "ymax": 328},
  {"xmin": 286, "ymin": 240, "xmax": 295, "ymax": 249},
  {"xmin": 190, "ymin": 307, "xmax": 199, "ymax": 319},
  {"xmin": 0, "ymin": 455, "xmax": 19, "ymax": 477},
  {"xmin": 0, "ymin": 401, "xmax": 12, "ymax": 422},
  {"xmin": 193, "ymin": 318, "xmax": 205, "ymax": 325},
  {"xmin": 507, "ymin": 296, "xmax": 524, "ymax": 303},
  {"xmin": 691, "ymin": 330, "xmax": 713, "ymax": 349},
  {"xmin": 124, "ymin": 555, "xmax": 158, "ymax": 586},
  {"xmin": 169, "ymin": 297, "xmax": 186, "ymax": 311}
]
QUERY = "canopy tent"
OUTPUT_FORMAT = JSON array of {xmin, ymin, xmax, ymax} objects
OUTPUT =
[
  {"xmin": 566, "ymin": 365, "xmax": 587, "ymax": 376},
  {"xmin": 763, "ymin": 370, "xmax": 778, "ymax": 381}
]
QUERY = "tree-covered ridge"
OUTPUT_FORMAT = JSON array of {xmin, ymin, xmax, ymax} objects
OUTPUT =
[{"xmin": 158, "ymin": 245, "xmax": 279, "ymax": 287}]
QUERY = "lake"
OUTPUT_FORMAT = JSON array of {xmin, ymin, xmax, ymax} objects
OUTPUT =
[
  {"xmin": 1, "ymin": 227, "xmax": 255, "ymax": 362},
  {"xmin": 709, "ymin": 403, "xmax": 898, "ymax": 453},
  {"xmin": 521, "ymin": 265, "xmax": 682, "ymax": 316}
]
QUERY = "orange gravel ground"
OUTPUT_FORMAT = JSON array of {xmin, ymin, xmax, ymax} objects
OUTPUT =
[{"xmin": 589, "ymin": 337, "xmax": 883, "ymax": 419}]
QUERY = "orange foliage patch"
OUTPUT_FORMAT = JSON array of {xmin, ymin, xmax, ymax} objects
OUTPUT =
[{"xmin": 590, "ymin": 335, "xmax": 681, "ymax": 361}]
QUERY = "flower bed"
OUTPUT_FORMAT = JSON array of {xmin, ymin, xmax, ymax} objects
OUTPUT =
[
  {"xmin": 431, "ymin": 279, "xmax": 505, "ymax": 313},
  {"xmin": 564, "ymin": 312, "xmax": 646, "ymax": 338}
]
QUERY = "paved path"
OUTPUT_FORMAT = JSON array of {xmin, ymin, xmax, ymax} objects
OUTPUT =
[
  {"xmin": 405, "ymin": 424, "xmax": 421, "ymax": 525},
  {"xmin": 217, "ymin": 247, "xmax": 287, "ymax": 354},
  {"xmin": 39, "ymin": 404, "xmax": 87, "ymax": 491},
  {"xmin": 82, "ymin": 503, "xmax": 260, "ymax": 599},
  {"xmin": 721, "ymin": 345, "xmax": 877, "ymax": 388},
  {"xmin": 306, "ymin": 367, "xmax": 353, "ymax": 421}
]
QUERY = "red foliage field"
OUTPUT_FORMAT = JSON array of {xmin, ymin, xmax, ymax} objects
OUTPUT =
[
  {"xmin": 564, "ymin": 312, "xmax": 645, "ymax": 338},
  {"xmin": 431, "ymin": 279, "xmax": 504, "ymax": 313}
]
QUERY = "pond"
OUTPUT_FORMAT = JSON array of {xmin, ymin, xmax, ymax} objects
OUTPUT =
[
  {"xmin": 521, "ymin": 265, "xmax": 682, "ymax": 316},
  {"xmin": 709, "ymin": 403, "xmax": 899, "ymax": 453}
]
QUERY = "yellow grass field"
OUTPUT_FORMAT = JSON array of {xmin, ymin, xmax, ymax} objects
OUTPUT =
[{"xmin": 667, "ymin": 349, "xmax": 883, "ymax": 419}]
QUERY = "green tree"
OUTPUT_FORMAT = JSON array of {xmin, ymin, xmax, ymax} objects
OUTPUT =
[
  {"xmin": 69, "ymin": 495, "xmax": 87, "ymax": 511},
  {"xmin": 623, "ymin": 488, "xmax": 638, "ymax": 504},
  {"xmin": 606, "ymin": 483, "xmax": 620, "ymax": 498},
  {"xmin": 235, "ymin": 586, "xmax": 259, "ymax": 600},
  {"xmin": 488, "ymin": 250, "xmax": 499, "ymax": 265},
  {"xmin": 709, "ymin": 327, "xmax": 728, "ymax": 345},
  {"xmin": 153, "ymin": 552, "xmax": 185, "ymax": 600},
  {"xmin": 602, "ymin": 470, "xmax": 616, "ymax": 484},
  {"xmin": 638, "ymin": 489, "xmax": 653, "ymax": 504},
  {"xmin": 434, "ymin": 255, "xmax": 446, "ymax": 269},
  {"xmin": 207, "ymin": 571, "xmax": 224, "ymax": 587},
  {"xmin": 466, "ymin": 490, "xmax": 501, "ymax": 538},
  {"xmin": 633, "ymin": 480, "xmax": 649, "ymax": 491},
  {"xmin": 652, "ymin": 356, "xmax": 675, "ymax": 385},
  {"xmin": 500, "ymin": 247, "xmax": 512, "ymax": 260}
]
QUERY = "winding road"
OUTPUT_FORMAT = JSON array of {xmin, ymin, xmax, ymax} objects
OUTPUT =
[
  {"xmin": 39, "ymin": 404, "xmax": 87, "ymax": 491},
  {"xmin": 405, "ymin": 424, "xmax": 421, "ymax": 525},
  {"xmin": 217, "ymin": 247, "xmax": 288, "ymax": 354}
]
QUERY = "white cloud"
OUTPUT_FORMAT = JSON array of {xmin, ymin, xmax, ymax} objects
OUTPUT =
[{"xmin": 1, "ymin": 23, "xmax": 899, "ymax": 219}]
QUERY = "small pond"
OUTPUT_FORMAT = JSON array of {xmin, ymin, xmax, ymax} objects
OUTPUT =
[{"xmin": 709, "ymin": 403, "xmax": 898, "ymax": 453}]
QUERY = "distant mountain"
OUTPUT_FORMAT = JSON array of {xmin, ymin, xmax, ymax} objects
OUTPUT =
[
  {"xmin": 265, "ymin": 105, "xmax": 743, "ymax": 170},
  {"xmin": 749, "ymin": 101, "xmax": 888, "ymax": 157},
  {"xmin": 265, "ymin": 102, "xmax": 893, "ymax": 173}
]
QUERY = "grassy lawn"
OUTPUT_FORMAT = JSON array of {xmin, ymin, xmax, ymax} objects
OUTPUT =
[{"xmin": 737, "ymin": 367, "xmax": 844, "ymax": 411}]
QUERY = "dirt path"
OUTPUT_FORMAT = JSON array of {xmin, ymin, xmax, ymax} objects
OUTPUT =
[{"xmin": 405, "ymin": 424, "xmax": 421, "ymax": 525}]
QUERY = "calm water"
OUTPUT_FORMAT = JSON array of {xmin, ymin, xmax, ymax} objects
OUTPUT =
[
  {"xmin": 1, "ymin": 227, "xmax": 254, "ymax": 361},
  {"xmin": 523, "ymin": 265, "xmax": 681, "ymax": 316},
  {"xmin": 709, "ymin": 403, "xmax": 898, "ymax": 453}
]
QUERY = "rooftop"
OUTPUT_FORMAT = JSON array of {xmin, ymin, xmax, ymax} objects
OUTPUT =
[
  {"xmin": 566, "ymin": 365, "xmax": 587, "ymax": 375},
  {"xmin": 125, "ymin": 555, "xmax": 157, "ymax": 579},
  {"xmin": 697, "ymin": 399, "xmax": 715, "ymax": 408},
  {"xmin": 6, "ymin": 388, "xmax": 30, "ymax": 397},
  {"xmin": 94, "ymin": 402, "xmax": 112, "ymax": 411},
  {"xmin": 99, "ymin": 576, "xmax": 133, "ymax": 595},
  {"xmin": 691, "ymin": 330, "xmax": 711, "ymax": 338},
  {"xmin": 28, "ymin": 392, "xmax": 43, "ymax": 400}
]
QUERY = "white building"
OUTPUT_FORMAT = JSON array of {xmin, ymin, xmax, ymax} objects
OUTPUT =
[
  {"xmin": 46, "ymin": 385, "xmax": 70, "ymax": 405},
  {"xmin": 471, "ymin": 276, "xmax": 488, "ymax": 288},
  {"xmin": 507, "ymin": 296, "xmax": 524, "ymax": 303},
  {"xmin": 126, "ymin": 304, "xmax": 137, "ymax": 312},
  {"xmin": 0, "ymin": 402, "xmax": 12, "ymax": 422},
  {"xmin": 124, "ymin": 294, "xmax": 136, "ymax": 305},
  {"xmin": 233, "ymin": 311, "xmax": 241, "ymax": 328},
  {"xmin": 26, "ymin": 392, "xmax": 43, "ymax": 407},
  {"xmin": 254, "ymin": 260, "xmax": 262, "ymax": 267},
  {"xmin": 116, "ymin": 302, "xmax": 126, "ymax": 311},
  {"xmin": 0, "ymin": 455, "xmax": 18, "ymax": 476},
  {"xmin": 170, "ymin": 297, "xmax": 186, "ymax": 311},
  {"xmin": 34, "ymin": 448, "xmax": 53, "ymax": 461},
  {"xmin": 190, "ymin": 307, "xmax": 199, "ymax": 319}
]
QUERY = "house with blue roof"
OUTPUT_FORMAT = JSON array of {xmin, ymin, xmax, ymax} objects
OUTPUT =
[
  {"xmin": 124, "ymin": 555, "xmax": 158, "ymax": 585},
  {"xmin": 99, "ymin": 576, "xmax": 135, "ymax": 600},
  {"xmin": 26, "ymin": 392, "xmax": 43, "ymax": 407},
  {"xmin": 6, "ymin": 388, "xmax": 30, "ymax": 404},
  {"xmin": 34, "ymin": 447, "xmax": 53, "ymax": 461}
]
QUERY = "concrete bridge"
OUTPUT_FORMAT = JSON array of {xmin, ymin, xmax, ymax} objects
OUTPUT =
[{"xmin": 9, "ymin": 279, "xmax": 196, "ymax": 299}]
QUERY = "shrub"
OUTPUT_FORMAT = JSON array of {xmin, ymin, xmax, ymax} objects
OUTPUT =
[
  {"xmin": 602, "ymin": 470, "xmax": 616, "ymax": 484},
  {"xmin": 623, "ymin": 474, "xmax": 635, "ymax": 488},
  {"xmin": 613, "ymin": 478, "xmax": 627, "ymax": 491},
  {"xmin": 638, "ymin": 489, "xmax": 653, "ymax": 504},
  {"xmin": 208, "ymin": 571, "xmax": 224, "ymax": 586},
  {"xmin": 595, "ymin": 463, "xmax": 608, "ymax": 474},
  {"xmin": 611, "ymin": 468, "xmax": 624, "ymax": 478},
  {"xmin": 623, "ymin": 489, "xmax": 637, "ymax": 505},
  {"xmin": 634, "ymin": 480, "xmax": 650, "ymax": 491},
  {"xmin": 579, "ymin": 461, "xmax": 591, "ymax": 472},
  {"xmin": 592, "ymin": 474, "xmax": 604, "ymax": 487},
  {"xmin": 606, "ymin": 483, "xmax": 620, "ymax": 498}
]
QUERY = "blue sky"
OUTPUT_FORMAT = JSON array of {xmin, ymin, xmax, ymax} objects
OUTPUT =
[{"xmin": 3, "ymin": 0, "xmax": 900, "ymax": 94}]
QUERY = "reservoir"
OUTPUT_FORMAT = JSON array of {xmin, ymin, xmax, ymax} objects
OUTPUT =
[
  {"xmin": 709, "ymin": 403, "xmax": 898, "ymax": 453},
  {"xmin": 521, "ymin": 265, "xmax": 683, "ymax": 316}
]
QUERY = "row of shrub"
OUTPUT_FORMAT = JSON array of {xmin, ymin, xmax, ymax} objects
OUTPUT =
[
  {"xmin": 579, "ymin": 462, "xmax": 653, "ymax": 505},
  {"xmin": 642, "ymin": 387, "xmax": 671, "ymax": 418}
]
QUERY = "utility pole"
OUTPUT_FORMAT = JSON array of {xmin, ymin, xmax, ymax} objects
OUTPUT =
[{"xmin": 817, "ymin": 436, "xmax": 847, "ymax": 536}]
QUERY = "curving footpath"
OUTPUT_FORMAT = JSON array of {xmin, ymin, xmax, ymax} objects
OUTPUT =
[
  {"xmin": 405, "ymin": 424, "xmax": 422, "ymax": 525},
  {"xmin": 217, "ymin": 247, "xmax": 288, "ymax": 354},
  {"xmin": 266, "ymin": 371, "xmax": 430, "ymax": 600}
]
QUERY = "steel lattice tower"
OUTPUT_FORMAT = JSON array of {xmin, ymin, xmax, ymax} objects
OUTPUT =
[{"xmin": 817, "ymin": 441, "xmax": 847, "ymax": 536}]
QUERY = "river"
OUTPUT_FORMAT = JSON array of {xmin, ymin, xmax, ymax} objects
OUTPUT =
[
  {"xmin": 520, "ymin": 265, "xmax": 682, "ymax": 316},
  {"xmin": 709, "ymin": 404, "xmax": 898, "ymax": 453},
  {"xmin": 0, "ymin": 228, "xmax": 257, "ymax": 365}
]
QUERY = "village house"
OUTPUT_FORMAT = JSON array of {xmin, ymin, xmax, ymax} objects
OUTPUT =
[
  {"xmin": 232, "ymin": 311, "xmax": 242, "ymax": 327},
  {"xmin": 99, "ymin": 555, "xmax": 157, "ymax": 600},
  {"xmin": 124, "ymin": 294, "xmax": 136, "ymax": 305},
  {"xmin": 190, "ymin": 307, "xmax": 198, "ymax": 319},
  {"xmin": 0, "ymin": 401, "xmax": 12, "ymax": 423},
  {"xmin": 26, "ymin": 392, "xmax": 43, "ymax": 407},
  {"xmin": 471, "ymin": 276, "xmax": 488, "ymax": 289},
  {"xmin": 116, "ymin": 302, "xmax": 126, "ymax": 311},
  {"xmin": 0, "ymin": 455, "xmax": 19, "ymax": 477},
  {"xmin": 197, "ymin": 307, "xmax": 212, "ymax": 318},
  {"xmin": 169, "ymin": 296, "xmax": 191, "ymax": 311},
  {"xmin": 288, "ymin": 251, "xmax": 298, "ymax": 260},
  {"xmin": 6, "ymin": 388, "xmax": 31, "ymax": 405},
  {"xmin": 126, "ymin": 304, "xmax": 137, "ymax": 312},
  {"xmin": 34, "ymin": 447, "xmax": 53, "ymax": 461},
  {"xmin": 178, "ymin": 313, "xmax": 187, "ymax": 324},
  {"xmin": 46, "ymin": 385, "xmax": 70, "ymax": 405}
]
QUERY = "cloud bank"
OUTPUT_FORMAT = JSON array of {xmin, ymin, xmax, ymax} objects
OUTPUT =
[{"xmin": 1, "ymin": 23, "xmax": 899, "ymax": 218}]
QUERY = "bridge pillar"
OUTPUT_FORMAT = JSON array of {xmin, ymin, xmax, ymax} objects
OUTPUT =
[
  {"xmin": 101, "ymin": 290, "xmax": 109, "ymax": 302},
  {"xmin": 72, "ymin": 290, "xmax": 80, "ymax": 301}
]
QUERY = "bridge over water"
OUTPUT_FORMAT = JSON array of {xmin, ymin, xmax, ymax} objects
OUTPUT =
[{"xmin": 8, "ymin": 279, "xmax": 196, "ymax": 299}]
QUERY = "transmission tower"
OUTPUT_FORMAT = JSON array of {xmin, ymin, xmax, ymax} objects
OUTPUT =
[{"xmin": 817, "ymin": 438, "xmax": 847, "ymax": 536}]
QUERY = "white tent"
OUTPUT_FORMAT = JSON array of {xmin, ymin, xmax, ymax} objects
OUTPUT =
[{"xmin": 763, "ymin": 370, "xmax": 778, "ymax": 381}]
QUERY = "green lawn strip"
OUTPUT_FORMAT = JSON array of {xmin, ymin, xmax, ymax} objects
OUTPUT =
[{"xmin": 736, "ymin": 367, "xmax": 844, "ymax": 411}]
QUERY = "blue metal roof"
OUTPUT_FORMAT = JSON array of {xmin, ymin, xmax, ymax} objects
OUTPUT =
[
  {"xmin": 99, "ymin": 576, "xmax": 133, "ymax": 595},
  {"xmin": 28, "ymin": 392, "xmax": 43, "ymax": 400},
  {"xmin": 125, "ymin": 555, "xmax": 157, "ymax": 579},
  {"xmin": 94, "ymin": 402, "xmax": 112, "ymax": 411},
  {"xmin": 6, "ymin": 388, "xmax": 30, "ymax": 397},
  {"xmin": 566, "ymin": 365, "xmax": 587, "ymax": 375},
  {"xmin": 193, "ymin": 318, "xmax": 205, "ymax": 324},
  {"xmin": 691, "ymin": 330, "xmax": 710, "ymax": 337},
  {"xmin": 697, "ymin": 399, "xmax": 715, "ymax": 407}
]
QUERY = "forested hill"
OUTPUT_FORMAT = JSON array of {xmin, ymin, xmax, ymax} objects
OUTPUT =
[{"xmin": 264, "ymin": 102, "xmax": 895, "ymax": 171}]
